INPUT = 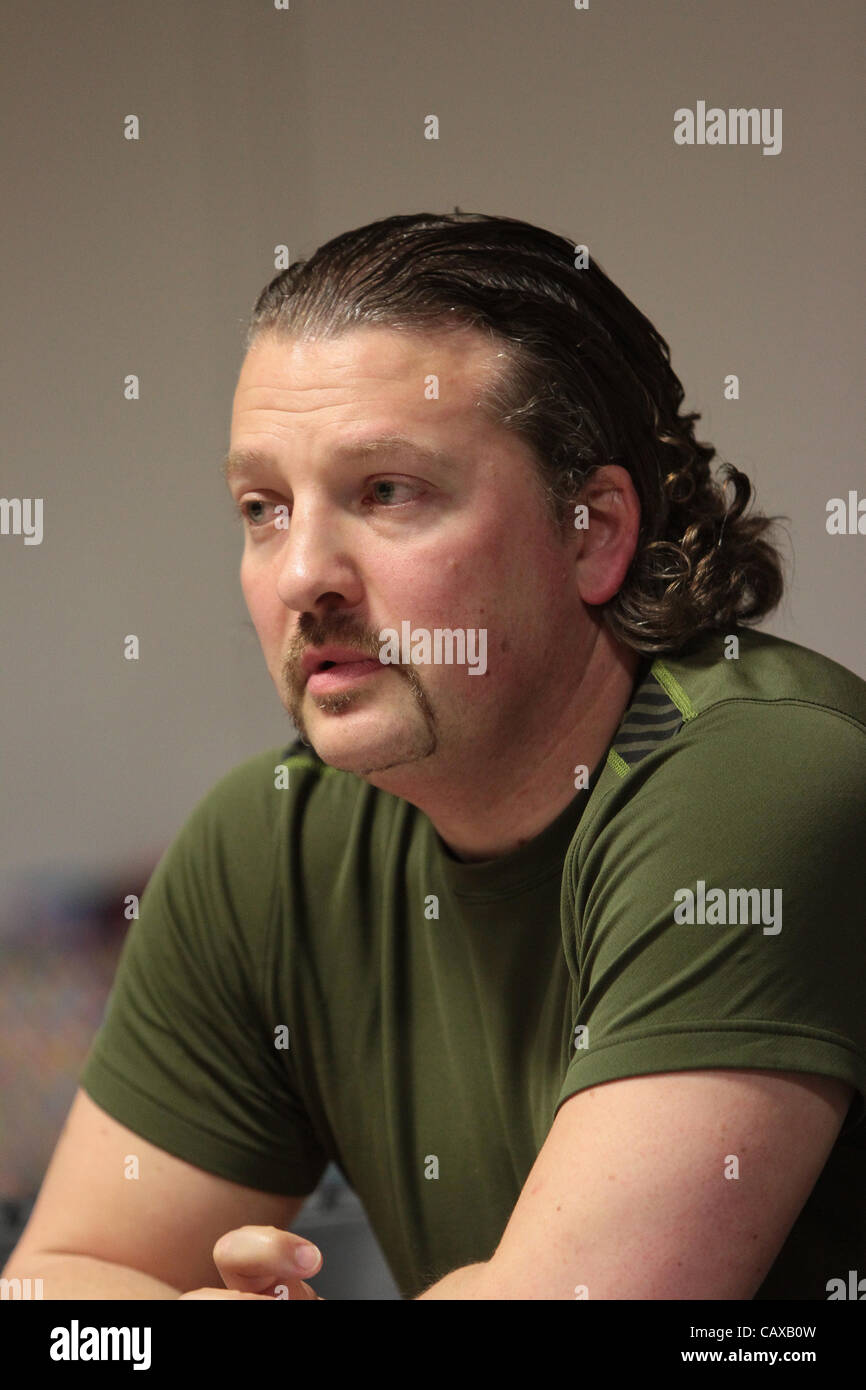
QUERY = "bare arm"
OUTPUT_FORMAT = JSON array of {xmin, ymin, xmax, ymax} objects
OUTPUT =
[
  {"xmin": 2, "ymin": 1088, "xmax": 308, "ymax": 1299},
  {"xmin": 2, "ymin": 1251, "xmax": 183, "ymax": 1299},
  {"xmin": 415, "ymin": 1070, "xmax": 852, "ymax": 1300}
]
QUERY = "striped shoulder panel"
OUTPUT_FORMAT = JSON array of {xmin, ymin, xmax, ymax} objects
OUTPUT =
[{"xmin": 606, "ymin": 657, "xmax": 685, "ymax": 776}]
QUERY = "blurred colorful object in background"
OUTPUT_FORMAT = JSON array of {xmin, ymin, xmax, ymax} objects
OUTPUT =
[{"xmin": 0, "ymin": 861, "xmax": 157, "ymax": 1218}]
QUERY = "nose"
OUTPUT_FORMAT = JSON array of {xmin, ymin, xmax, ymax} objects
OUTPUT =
[{"xmin": 274, "ymin": 498, "xmax": 364, "ymax": 612}]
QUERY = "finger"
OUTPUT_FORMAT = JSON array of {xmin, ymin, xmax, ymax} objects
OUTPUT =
[{"xmin": 213, "ymin": 1225, "xmax": 323, "ymax": 1294}]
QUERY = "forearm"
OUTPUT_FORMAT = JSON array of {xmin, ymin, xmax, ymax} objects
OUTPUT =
[
  {"xmin": 414, "ymin": 1261, "xmax": 492, "ymax": 1300},
  {"xmin": 2, "ymin": 1251, "xmax": 182, "ymax": 1299}
]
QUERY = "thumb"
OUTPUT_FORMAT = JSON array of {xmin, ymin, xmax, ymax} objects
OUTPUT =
[{"xmin": 213, "ymin": 1225, "xmax": 323, "ymax": 1298}]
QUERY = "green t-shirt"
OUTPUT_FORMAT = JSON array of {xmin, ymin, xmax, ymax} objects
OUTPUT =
[{"xmin": 79, "ymin": 627, "xmax": 866, "ymax": 1299}]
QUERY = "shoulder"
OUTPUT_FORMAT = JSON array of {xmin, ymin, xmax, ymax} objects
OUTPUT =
[
  {"xmin": 654, "ymin": 626, "xmax": 866, "ymax": 733},
  {"xmin": 183, "ymin": 737, "xmax": 374, "ymax": 838},
  {"xmin": 565, "ymin": 627, "xmax": 866, "ymax": 909},
  {"xmin": 557, "ymin": 632, "xmax": 866, "ymax": 1141},
  {"xmin": 164, "ymin": 739, "xmax": 405, "ymax": 902},
  {"xmin": 126, "ymin": 739, "xmax": 399, "ymax": 973},
  {"xmin": 582, "ymin": 627, "xmax": 866, "ymax": 821}
]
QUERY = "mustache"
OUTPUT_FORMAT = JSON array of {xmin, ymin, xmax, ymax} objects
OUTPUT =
[
  {"xmin": 283, "ymin": 616, "xmax": 389, "ymax": 688},
  {"xmin": 282, "ymin": 613, "xmax": 439, "ymax": 744}
]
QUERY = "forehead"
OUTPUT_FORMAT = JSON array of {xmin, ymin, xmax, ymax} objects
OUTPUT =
[
  {"xmin": 233, "ymin": 324, "xmax": 509, "ymax": 414},
  {"xmin": 226, "ymin": 323, "xmax": 537, "ymax": 490},
  {"xmin": 225, "ymin": 324, "xmax": 553, "ymax": 513}
]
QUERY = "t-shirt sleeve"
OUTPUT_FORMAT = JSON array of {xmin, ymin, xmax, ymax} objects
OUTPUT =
[
  {"xmin": 79, "ymin": 750, "xmax": 330, "ymax": 1195},
  {"xmin": 556, "ymin": 701, "xmax": 866, "ymax": 1141}
]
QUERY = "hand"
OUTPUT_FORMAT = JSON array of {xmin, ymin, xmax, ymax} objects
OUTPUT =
[{"xmin": 178, "ymin": 1225, "xmax": 324, "ymax": 1300}]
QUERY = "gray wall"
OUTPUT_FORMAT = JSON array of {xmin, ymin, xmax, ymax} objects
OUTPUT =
[{"xmin": 2, "ymin": 0, "xmax": 863, "ymax": 889}]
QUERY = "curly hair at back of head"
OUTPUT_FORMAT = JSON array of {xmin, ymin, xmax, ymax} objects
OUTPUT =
[{"xmin": 244, "ymin": 211, "xmax": 787, "ymax": 657}]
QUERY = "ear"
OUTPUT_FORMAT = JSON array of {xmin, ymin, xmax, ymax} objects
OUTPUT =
[{"xmin": 572, "ymin": 464, "xmax": 641, "ymax": 605}]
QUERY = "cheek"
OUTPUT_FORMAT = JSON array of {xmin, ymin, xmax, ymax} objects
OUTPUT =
[
  {"xmin": 240, "ymin": 562, "xmax": 283, "ymax": 645},
  {"xmin": 398, "ymin": 556, "xmax": 484, "ymax": 627},
  {"xmin": 239, "ymin": 561, "xmax": 259, "ymax": 622},
  {"xmin": 408, "ymin": 527, "xmax": 558, "ymax": 626},
  {"xmin": 416, "ymin": 527, "xmax": 503, "ymax": 598}
]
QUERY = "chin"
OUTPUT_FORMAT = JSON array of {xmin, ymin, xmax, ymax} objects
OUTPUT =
[{"xmin": 309, "ymin": 714, "xmax": 435, "ymax": 777}]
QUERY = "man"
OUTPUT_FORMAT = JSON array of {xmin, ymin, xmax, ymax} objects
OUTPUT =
[{"xmin": 5, "ymin": 213, "xmax": 865, "ymax": 1300}]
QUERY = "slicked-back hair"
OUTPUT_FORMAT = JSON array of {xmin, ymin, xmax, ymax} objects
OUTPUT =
[{"xmin": 245, "ymin": 211, "xmax": 786, "ymax": 656}]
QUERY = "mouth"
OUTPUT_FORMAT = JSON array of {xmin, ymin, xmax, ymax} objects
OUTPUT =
[
  {"xmin": 302, "ymin": 646, "xmax": 385, "ymax": 694},
  {"xmin": 306, "ymin": 658, "xmax": 384, "ymax": 694}
]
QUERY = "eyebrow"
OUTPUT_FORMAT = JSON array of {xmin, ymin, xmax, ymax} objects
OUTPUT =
[{"xmin": 220, "ymin": 434, "xmax": 461, "ymax": 483}]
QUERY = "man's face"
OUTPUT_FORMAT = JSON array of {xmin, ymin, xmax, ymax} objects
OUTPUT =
[{"xmin": 226, "ymin": 325, "xmax": 586, "ymax": 783}]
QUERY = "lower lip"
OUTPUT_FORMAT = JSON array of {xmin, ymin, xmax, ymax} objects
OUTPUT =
[{"xmin": 306, "ymin": 660, "xmax": 385, "ymax": 693}]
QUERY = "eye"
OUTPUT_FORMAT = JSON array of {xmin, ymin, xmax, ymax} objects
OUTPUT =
[
  {"xmin": 365, "ymin": 479, "xmax": 418, "ymax": 507},
  {"xmin": 236, "ymin": 498, "xmax": 276, "ymax": 527},
  {"xmin": 234, "ymin": 478, "xmax": 420, "ymax": 530}
]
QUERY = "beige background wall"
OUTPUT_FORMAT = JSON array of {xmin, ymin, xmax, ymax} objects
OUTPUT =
[{"xmin": 1, "ymin": 0, "xmax": 863, "ymax": 889}]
